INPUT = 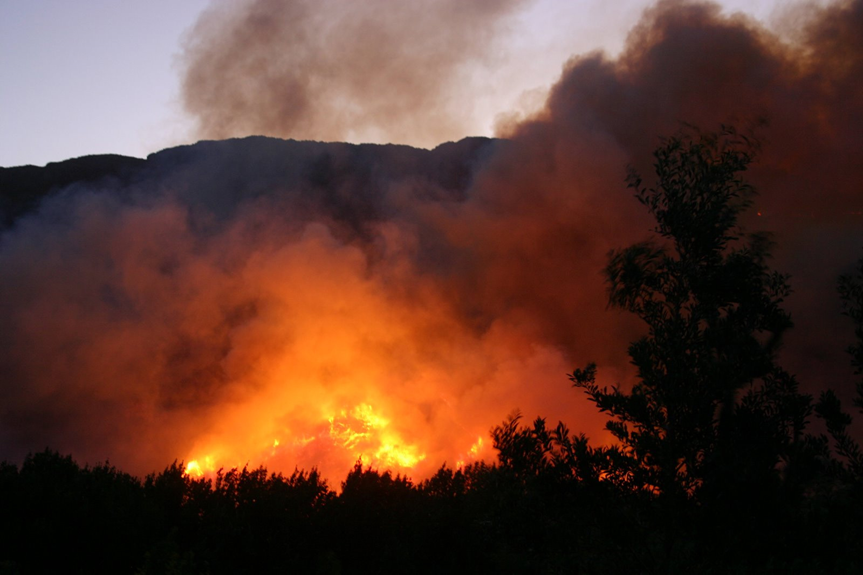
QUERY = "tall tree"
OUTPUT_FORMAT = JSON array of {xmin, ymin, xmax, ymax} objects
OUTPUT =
[
  {"xmin": 816, "ymin": 254, "xmax": 863, "ymax": 478},
  {"xmin": 838, "ymin": 254, "xmax": 863, "ymax": 411},
  {"xmin": 571, "ymin": 126, "xmax": 810, "ymax": 500}
]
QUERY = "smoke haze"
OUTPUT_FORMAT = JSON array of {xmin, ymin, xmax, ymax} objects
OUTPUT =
[
  {"xmin": 1, "ymin": 0, "xmax": 861, "ymax": 481},
  {"xmin": 181, "ymin": 0, "xmax": 531, "ymax": 148}
]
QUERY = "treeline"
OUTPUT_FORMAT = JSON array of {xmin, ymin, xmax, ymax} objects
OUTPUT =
[
  {"xmin": 3, "ymin": 127, "xmax": 863, "ymax": 574},
  {"xmin": 0, "ymin": 438, "xmax": 859, "ymax": 574},
  {"xmin": 0, "ymin": 451, "xmax": 613, "ymax": 574}
]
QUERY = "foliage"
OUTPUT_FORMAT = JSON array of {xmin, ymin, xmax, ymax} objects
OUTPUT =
[
  {"xmin": 570, "ymin": 126, "xmax": 812, "ymax": 501},
  {"xmin": 816, "ymin": 254, "xmax": 863, "ymax": 478},
  {"xmin": 839, "ymin": 255, "xmax": 863, "ymax": 390}
]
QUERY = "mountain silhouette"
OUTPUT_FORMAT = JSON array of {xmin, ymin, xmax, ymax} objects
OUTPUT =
[{"xmin": 0, "ymin": 136, "xmax": 499, "ymax": 229}]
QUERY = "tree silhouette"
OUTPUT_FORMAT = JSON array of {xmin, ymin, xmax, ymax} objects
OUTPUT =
[
  {"xmin": 816, "ymin": 254, "xmax": 863, "ymax": 478},
  {"xmin": 570, "ymin": 126, "xmax": 811, "ymax": 502},
  {"xmin": 839, "ymin": 254, "xmax": 863, "ymax": 385}
]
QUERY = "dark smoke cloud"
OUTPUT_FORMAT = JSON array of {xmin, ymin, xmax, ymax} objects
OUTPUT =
[
  {"xmin": 492, "ymin": 0, "xmax": 863, "ymax": 388},
  {"xmin": 1, "ymin": 0, "xmax": 862, "ymax": 478},
  {"xmin": 181, "ymin": 0, "xmax": 530, "ymax": 147}
]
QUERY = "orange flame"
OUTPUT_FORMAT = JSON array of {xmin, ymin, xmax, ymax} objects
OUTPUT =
[
  {"xmin": 184, "ymin": 403, "xmax": 431, "ymax": 479},
  {"xmin": 321, "ymin": 403, "xmax": 426, "ymax": 468},
  {"xmin": 184, "ymin": 455, "xmax": 216, "ymax": 478},
  {"xmin": 456, "ymin": 436, "xmax": 486, "ymax": 469}
]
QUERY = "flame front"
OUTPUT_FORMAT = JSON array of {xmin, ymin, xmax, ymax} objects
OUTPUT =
[
  {"xmin": 171, "ymin": 223, "xmax": 596, "ymax": 484},
  {"xmin": 184, "ymin": 455, "xmax": 215, "ymax": 478},
  {"xmin": 185, "ymin": 403, "xmax": 429, "ymax": 480},
  {"xmin": 324, "ymin": 404, "xmax": 425, "ymax": 468},
  {"xmin": 456, "ymin": 436, "xmax": 485, "ymax": 469},
  {"xmin": 182, "ymin": 397, "xmax": 505, "ymax": 482}
]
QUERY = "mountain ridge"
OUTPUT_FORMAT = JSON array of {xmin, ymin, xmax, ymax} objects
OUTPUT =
[{"xmin": 0, "ymin": 135, "xmax": 500, "ymax": 229}]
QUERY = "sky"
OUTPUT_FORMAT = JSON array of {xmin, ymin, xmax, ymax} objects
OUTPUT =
[{"xmin": 1, "ymin": 0, "xmax": 796, "ymax": 168}]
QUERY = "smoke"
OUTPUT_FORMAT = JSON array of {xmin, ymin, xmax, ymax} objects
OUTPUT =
[
  {"xmin": 0, "ymin": 139, "xmax": 608, "ymax": 479},
  {"xmin": 1, "ymin": 0, "xmax": 862, "ymax": 480},
  {"xmin": 510, "ymin": 0, "xmax": 863, "ymax": 386},
  {"xmin": 181, "ymin": 0, "xmax": 531, "ymax": 147}
]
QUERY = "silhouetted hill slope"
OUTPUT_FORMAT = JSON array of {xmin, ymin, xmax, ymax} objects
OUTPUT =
[
  {"xmin": 0, "ymin": 154, "xmax": 146, "ymax": 227},
  {"xmin": 0, "ymin": 136, "xmax": 499, "ymax": 229}
]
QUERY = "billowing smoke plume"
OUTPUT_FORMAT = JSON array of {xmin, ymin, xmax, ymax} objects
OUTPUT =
[
  {"xmin": 1, "ymin": 0, "xmax": 862, "ymax": 481},
  {"xmin": 181, "ymin": 0, "xmax": 531, "ymax": 147},
  {"xmin": 502, "ymin": 0, "xmax": 863, "ymax": 386}
]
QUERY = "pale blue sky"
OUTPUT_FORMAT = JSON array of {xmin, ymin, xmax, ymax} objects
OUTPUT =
[
  {"xmin": 0, "ymin": 0, "xmax": 209, "ymax": 167},
  {"xmin": 0, "ymin": 0, "xmax": 789, "ymax": 167}
]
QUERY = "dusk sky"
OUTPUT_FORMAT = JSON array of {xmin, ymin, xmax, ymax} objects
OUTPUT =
[{"xmin": 1, "ymin": 0, "xmax": 799, "ymax": 167}]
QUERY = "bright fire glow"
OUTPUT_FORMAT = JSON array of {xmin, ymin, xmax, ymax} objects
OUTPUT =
[
  {"xmin": 323, "ymin": 403, "xmax": 426, "ymax": 468},
  {"xmin": 456, "ymin": 436, "xmax": 485, "ymax": 469},
  {"xmin": 171, "ymin": 224, "xmax": 596, "ymax": 484},
  {"xmin": 184, "ymin": 403, "xmax": 433, "ymax": 480},
  {"xmin": 184, "ymin": 455, "xmax": 216, "ymax": 478},
  {"xmin": 181, "ymin": 399, "xmax": 506, "ymax": 482}
]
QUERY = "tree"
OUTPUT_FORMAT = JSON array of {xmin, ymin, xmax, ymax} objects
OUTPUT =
[
  {"xmin": 571, "ymin": 126, "xmax": 811, "ymax": 501},
  {"xmin": 816, "ymin": 254, "xmax": 863, "ymax": 478},
  {"xmin": 838, "ymin": 252, "xmax": 863, "ymax": 418}
]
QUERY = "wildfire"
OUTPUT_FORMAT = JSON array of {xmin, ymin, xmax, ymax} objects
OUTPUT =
[
  {"xmin": 183, "ymin": 403, "xmax": 429, "ymax": 479},
  {"xmin": 184, "ymin": 455, "xmax": 216, "ymax": 478},
  {"xmin": 322, "ymin": 403, "xmax": 425, "ymax": 467},
  {"xmin": 456, "ymin": 436, "xmax": 485, "ymax": 469}
]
